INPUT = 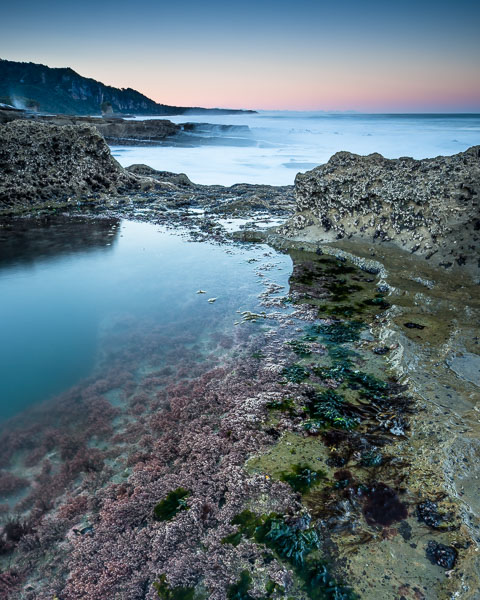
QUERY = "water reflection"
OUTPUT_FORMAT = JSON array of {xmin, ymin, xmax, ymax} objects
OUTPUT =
[
  {"xmin": 0, "ymin": 216, "xmax": 120, "ymax": 270},
  {"xmin": 0, "ymin": 217, "xmax": 291, "ymax": 420}
]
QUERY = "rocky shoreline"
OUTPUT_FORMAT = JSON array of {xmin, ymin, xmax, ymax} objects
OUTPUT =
[
  {"xmin": 0, "ymin": 120, "xmax": 294, "ymax": 219},
  {"xmin": 1, "ymin": 119, "xmax": 478, "ymax": 278},
  {"xmin": 0, "ymin": 214, "xmax": 478, "ymax": 599},
  {"xmin": 0, "ymin": 107, "xmax": 181, "ymax": 145},
  {"xmin": 0, "ymin": 120, "xmax": 479, "ymax": 599}
]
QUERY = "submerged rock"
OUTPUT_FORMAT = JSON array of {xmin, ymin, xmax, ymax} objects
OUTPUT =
[
  {"xmin": 446, "ymin": 352, "xmax": 480, "ymax": 386},
  {"xmin": 281, "ymin": 147, "xmax": 480, "ymax": 275},
  {"xmin": 426, "ymin": 540, "xmax": 458, "ymax": 569}
]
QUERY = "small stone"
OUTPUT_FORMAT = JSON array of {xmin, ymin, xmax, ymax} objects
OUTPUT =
[
  {"xmin": 426, "ymin": 541, "xmax": 457, "ymax": 569},
  {"xmin": 404, "ymin": 322, "xmax": 425, "ymax": 330}
]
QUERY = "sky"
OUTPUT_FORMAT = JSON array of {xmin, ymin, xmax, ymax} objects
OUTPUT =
[{"xmin": 1, "ymin": 0, "xmax": 479, "ymax": 112}]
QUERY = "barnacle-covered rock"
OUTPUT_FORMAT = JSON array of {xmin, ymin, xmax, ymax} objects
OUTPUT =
[{"xmin": 281, "ymin": 147, "xmax": 480, "ymax": 274}]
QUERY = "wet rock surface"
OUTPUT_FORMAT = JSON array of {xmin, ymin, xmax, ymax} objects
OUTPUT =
[{"xmin": 280, "ymin": 147, "xmax": 480, "ymax": 275}]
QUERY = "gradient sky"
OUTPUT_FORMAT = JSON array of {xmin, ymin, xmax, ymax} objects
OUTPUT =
[{"xmin": 1, "ymin": 0, "xmax": 479, "ymax": 111}]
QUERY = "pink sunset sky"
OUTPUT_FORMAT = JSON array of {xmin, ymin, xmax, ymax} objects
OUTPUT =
[{"xmin": 1, "ymin": 0, "xmax": 479, "ymax": 111}]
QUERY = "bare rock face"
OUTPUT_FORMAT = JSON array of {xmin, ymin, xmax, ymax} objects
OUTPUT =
[
  {"xmin": 282, "ymin": 147, "xmax": 480, "ymax": 272},
  {"xmin": 0, "ymin": 120, "xmax": 150, "ymax": 211},
  {"xmin": 93, "ymin": 118, "xmax": 179, "ymax": 144}
]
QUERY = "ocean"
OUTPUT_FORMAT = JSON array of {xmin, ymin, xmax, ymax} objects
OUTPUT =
[{"xmin": 111, "ymin": 111, "xmax": 480, "ymax": 185}]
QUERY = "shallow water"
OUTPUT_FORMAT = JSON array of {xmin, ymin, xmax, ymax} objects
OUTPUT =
[
  {"xmin": 0, "ymin": 218, "xmax": 478, "ymax": 599},
  {"xmin": 0, "ymin": 217, "xmax": 291, "ymax": 420},
  {"xmin": 112, "ymin": 112, "xmax": 480, "ymax": 185}
]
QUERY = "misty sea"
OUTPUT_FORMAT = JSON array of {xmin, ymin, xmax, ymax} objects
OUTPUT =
[{"xmin": 111, "ymin": 111, "xmax": 480, "ymax": 185}]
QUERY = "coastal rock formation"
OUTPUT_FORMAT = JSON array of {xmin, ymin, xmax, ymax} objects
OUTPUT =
[
  {"xmin": 0, "ymin": 120, "xmax": 150, "ymax": 210},
  {"xmin": 0, "ymin": 110, "xmax": 180, "ymax": 145},
  {"xmin": 0, "ymin": 121, "xmax": 294, "ymax": 216},
  {"xmin": 281, "ymin": 147, "xmax": 480, "ymax": 272},
  {"xmin": 43, "ymin": 115, "xmax": 181, "ymax": 145}
]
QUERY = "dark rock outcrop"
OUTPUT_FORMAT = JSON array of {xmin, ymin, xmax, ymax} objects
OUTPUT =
[
  {"xmin": 0, "ymin": 120, "xmax": 151, "ymax": 210},
  {"xmin": 0, "ymin": 110, "xmax": 180, "ymax": 144},
  {"xmin": 281, "ymin": 148, "xmax": 480, "ymax": 273},
  {"xmin": 0, "ymin": 122, "xmax": 295, "ymax": 216}
]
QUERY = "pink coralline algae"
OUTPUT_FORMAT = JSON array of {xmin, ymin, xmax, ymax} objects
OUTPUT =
[
  {"xmin": 0, "ymin": 250, "xmax": 423, "ymax": 600},
  {"xmin": 0, "ymin": 472, "xmax": 29, "ymax": 496},
  {"xmin": 0, "ymin": 313, "xmax": 303, "ymax": 599}
]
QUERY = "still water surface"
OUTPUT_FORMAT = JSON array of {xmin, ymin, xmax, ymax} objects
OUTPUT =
[{"xmin": 0, "ymin": 217, "xmax": 291, "ymax": 420}]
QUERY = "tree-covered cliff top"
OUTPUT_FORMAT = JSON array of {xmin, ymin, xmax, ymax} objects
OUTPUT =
[{"xmin": 0, "ymin": 59, "xmax": 255, "ymax": 116}]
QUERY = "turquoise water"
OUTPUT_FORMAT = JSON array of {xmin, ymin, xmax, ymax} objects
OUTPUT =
[{"xmin": 0, "ymin": 217, "xmax": 291, "ymax": 420}]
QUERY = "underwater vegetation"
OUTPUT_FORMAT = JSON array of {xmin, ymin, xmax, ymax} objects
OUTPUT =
[
  {"xmin": 153, "ymin": 575, "xmax": 195, "ymax": 600},
  {"xmin": 266, "ymin": 397, "xmax": 296, "ymax": 415},
  {"xmin": 265, "ymin": 516, "xmax": 320, "ymax": 566},
  {"xmin": 359, "ymin": 450, "xmax": 383, "ymax": 467},
  {"xmin": 223, "ymin": 510, "xmax": 320, "ymax": 565},
  {"xmin": 280, "ymin": 463, "xmax": 326, "ymax": 494},
  {"xmin": 282, "ymin": 364, "xmax": 310, "ymax": 383},
  {"xmin": 0, "ymin": 242, "xmax": 457, "ymax": 600},
  {"xmin": 227, "ymin": 571, "xmax": 285, "ymax": 600},
  {"xmin": 224, "ymin": 509, "xmax": 357, "ymax": 599},
  {"xmin": 310, "ymin": 320, "xmax": 364, "ymax": 345},
  {"xmin": 227, "ymin": 570, "xmax": 255, "ymax": 600},
  {"xmin": 153, "ymin": 488, "xmax": 191, "ymax": 522},
  {"xmin": 304, "ymin": 390, "xmax": 358, "ymax": 431},
  {"xmin": 286, "ymin": 340, "xmax": 312, "ymax": 357}
]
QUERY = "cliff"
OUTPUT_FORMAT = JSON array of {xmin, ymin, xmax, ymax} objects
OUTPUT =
[
  {"xmin": 0, "ymin": 59, "xmax": 256, "ymax": 116},
  {"xmin": 280, "ymin": 148, "xmax": 480, "ymax": 273}
]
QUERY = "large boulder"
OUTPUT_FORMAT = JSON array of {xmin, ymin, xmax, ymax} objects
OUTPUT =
[
  {"xmin": 0, "ymin": 120, "xmax": 150, "ymax": 211},
  {"xmin": 281, "ymin": 147, "xmax": 480, "ymax": 271}
]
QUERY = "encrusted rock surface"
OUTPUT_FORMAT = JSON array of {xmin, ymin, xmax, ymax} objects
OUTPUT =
[
  {"xmin": 0, "ymin": 110, "xmax": 180, "ymax": 144},
  {"xmin": 0, "ymin": 121, "xmax": 294, "ymax": 216},
  {"xmin": 0, "ymin": 120, "xmax": 153, "ymax": 209},
  {"xmin": 281, "ymin": 148, "xmax": 480, "ymax": 273}
]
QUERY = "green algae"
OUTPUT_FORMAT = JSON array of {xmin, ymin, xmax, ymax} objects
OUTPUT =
[
  {"xmin": 301, "ymin": 563, "xmax": 359, "ymax": 600},
  {"xmin": 313, "ymin": 320, "xmax": 364, "ymax": 344},
  {"xmin": 282, "ymin": 364, "xmax": 310, "ymax": 383},
  {"xmin": 227, "ymin": 571, "xmax": 255, "ymax": 600},
  {"xmin": 266, "ymin": 397, "xmax": 296, "ymax": 415},
  {"xmin": 359, "ymin": 450, "xmax": 383, "ymax": 467},
  {"xmin": 286, "ymin": 340, "xmax": 312, "ymax": 357},
  {"xmin": 225, "ymin": 509, "xmax": 357, "ymax": 599},
  {"xmin": 264, "ymin": 517, "xmax": 320, "ymax": 566},
  {"xmin": 280, "ymin": 463, "xmax": 327, "ymax": 494},
  {"xmin": 153, "ymin": 575, "xmax": 195, "ymax": 600},
  {"xmin": 227, "ymin": 572, "xmax": 285, "ymax": 600},
  {"xmin": 305, "ymin": 390, "xmax": 358, "ymax": 431},
  {"xmin": 153, "ymin": 488, "xmax": 191, "ymax": 522}
]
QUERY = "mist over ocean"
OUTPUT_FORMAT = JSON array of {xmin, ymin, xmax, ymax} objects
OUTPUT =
[{"xmin": 111, "ymin": 111, "xmax": 480, "ymax": 186}]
